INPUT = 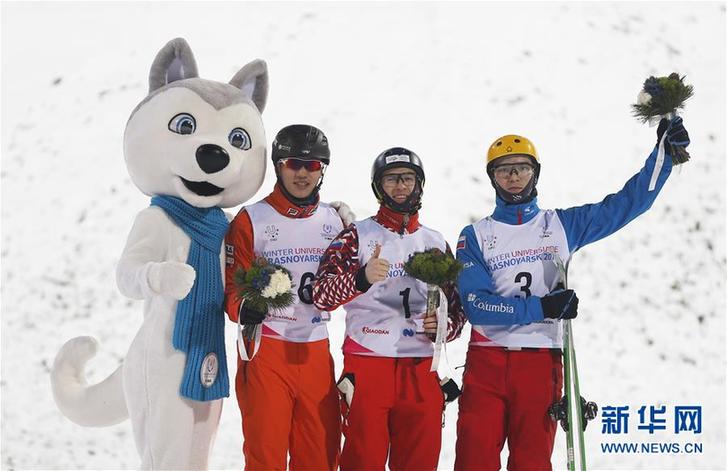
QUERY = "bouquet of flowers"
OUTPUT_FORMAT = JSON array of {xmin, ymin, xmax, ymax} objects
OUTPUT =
[
  {"xmin": 233, "ymin": 257, "xmax": 295, "ymax": 341},
  {"xmin": 631, "ymin": 73, "xmax": 693, "ymax": 164},
  {"xmin": 404, "ymin": 248, "xmax": 463, "ymax": 337}
]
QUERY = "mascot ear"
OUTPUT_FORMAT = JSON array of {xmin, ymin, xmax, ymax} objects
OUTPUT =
[
  {"xmin": 148, "ymin": 38, "xmax": 199, "ymax": 93},
  {"xmin": 229, "ymin": 59, "xmax": 269, "ymax": 113}
]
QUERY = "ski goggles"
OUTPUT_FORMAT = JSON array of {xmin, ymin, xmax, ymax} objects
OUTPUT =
[
  {"xmin": 278, "ymin": 158, "xmax": 325, "ymax": 172},
  {"xmin": 492, "ymin": 163, "xmax": 535, "ymax": 178},
  {"xmin": 381, "ymin": 172, "xmax": 417, "ymax": 186}
]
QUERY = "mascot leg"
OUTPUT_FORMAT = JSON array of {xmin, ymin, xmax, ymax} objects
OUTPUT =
[{"xmin": 124, "ymin": 319, "xmax": 222, "ymax": 470}]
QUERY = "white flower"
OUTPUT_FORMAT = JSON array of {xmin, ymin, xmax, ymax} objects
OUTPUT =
[
  {"xmin": 637, "ymin": 90, "xmax": 652, "ymax": 106},
  {"xmin": 260, "ymin": 270, "xmax": 292, "ymax": 299}
]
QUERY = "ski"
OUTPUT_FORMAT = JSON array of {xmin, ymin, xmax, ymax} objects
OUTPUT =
[
  {"xmin": 550, "ymin": 255, "xmax": 598, "ymax": 471},
  {"xmin": 562, "ymin": 318, "xmax": 577, "ymax": 471}
]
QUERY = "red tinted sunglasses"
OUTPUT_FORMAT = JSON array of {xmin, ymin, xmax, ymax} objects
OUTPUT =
[{"xmin": 279, "ymin": 158, "xmax": 325, "ymax": 172}]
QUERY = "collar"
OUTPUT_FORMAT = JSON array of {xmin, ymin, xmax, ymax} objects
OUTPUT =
[
  {"xmin": 264, "ymin": 183, "xmax": 319, "ymax": 219},
  {"xmin": 492, "ymin": 195, "xmax": 540, "ymax": 225},
  {"xmin": 374, "ymin": 205, "xmax": 421, "ymax": 235}
]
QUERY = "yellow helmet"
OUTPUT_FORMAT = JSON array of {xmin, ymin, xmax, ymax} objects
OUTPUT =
[{"xmin": 486, "ymin": 134, "xmax": 539, "ymax": 165}]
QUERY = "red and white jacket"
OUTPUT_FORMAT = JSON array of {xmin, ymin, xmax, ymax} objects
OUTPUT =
[
  {"xmin": 313, "ymin": 205, "xmax": 466, "ymax": 357},
  {"xmin": 224, "ymin": 184, "xmax": 343, "ymax": 343}
]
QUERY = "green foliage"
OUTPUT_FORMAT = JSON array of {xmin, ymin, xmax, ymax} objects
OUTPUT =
[
  {"xmin": 631, "ymin": 73, "xmax": 694, "ymax": 123},
  {"xmin": 404, "ymin": 248, "xmax": 463, "ymax": 287},
  {"xmin": 233, "ymin": 257, "xmax": 295, "ymax": 313}
]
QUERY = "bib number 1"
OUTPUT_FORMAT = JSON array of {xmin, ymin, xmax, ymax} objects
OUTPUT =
[{"xmin": 399, "ymin": 288, "xmax": 412, "ymax": 318}]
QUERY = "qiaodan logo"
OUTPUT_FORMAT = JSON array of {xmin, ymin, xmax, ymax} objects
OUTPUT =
[{"xmin": 362, "ymin": 326, "xmax": 389, "ymax": 335}]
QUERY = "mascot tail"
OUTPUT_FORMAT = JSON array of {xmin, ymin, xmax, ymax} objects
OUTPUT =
[{"xmin": 50, "ymin": 336, "xmax": 129, "ymax": 427}]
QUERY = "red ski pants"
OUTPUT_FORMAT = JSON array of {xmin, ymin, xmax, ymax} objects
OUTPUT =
[
  {"xmin": 454, "ymin": 346, "xmax": 563, "ymax": 471},
  {"xmin": 339, "ymin": 354, "xmax": 444, "ymax": 471},
  {"xmin": 236, "ymin": 337, "xmax": 341, "ymax": 471}
]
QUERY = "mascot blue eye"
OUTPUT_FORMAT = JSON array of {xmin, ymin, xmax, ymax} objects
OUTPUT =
[
  {"xmin": 168, "ymin": 113, "xmax": 196, "ymax": 135},
  {"xmin": 229, "ymin": 128, "xmax": 252, "ymax": 150}
]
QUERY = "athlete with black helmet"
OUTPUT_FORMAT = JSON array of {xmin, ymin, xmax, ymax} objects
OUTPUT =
[
  {"xmin": 454, "ymin": 118, "xmax": 690, "ymax": 470},
  {"xmin": 370, "ymin": 146, "xmax": 426, "ymax": 215},
  {"xmin": 313, "ymin": 147, "xmax": 466, "ymax": 471},
  {"xmin": 224, "ymin": 124, "xmax": 353, "ymax": 470},
  {"xmin": 271, "ymin": 123, "xmax": 330, "ymax": 207}
]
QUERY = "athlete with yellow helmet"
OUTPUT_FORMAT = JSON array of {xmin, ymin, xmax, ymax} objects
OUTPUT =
[{"xmin": 453, "ymin": 119, "xmax": 690, "ymax": 470}]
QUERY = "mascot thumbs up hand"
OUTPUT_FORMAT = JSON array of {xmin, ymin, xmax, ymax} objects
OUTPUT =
[{"xmin": 51, "ymin": 38, "xmax": 268, "ymax": 470}]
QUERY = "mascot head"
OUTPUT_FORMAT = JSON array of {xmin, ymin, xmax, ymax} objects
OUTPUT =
[{"xmin": 123, "ymin": 38, "xmax": 268, "ymax": 208}]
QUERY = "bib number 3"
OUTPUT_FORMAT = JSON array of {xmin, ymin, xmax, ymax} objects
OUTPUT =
[{"xmin": 514, "ymin": 272, "xmax": 532, "ymax": 298}]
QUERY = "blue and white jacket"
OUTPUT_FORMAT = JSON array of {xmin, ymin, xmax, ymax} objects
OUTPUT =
[{"xmin": 456, "ymin": 140, "xmax": 673, "ymax": 348}]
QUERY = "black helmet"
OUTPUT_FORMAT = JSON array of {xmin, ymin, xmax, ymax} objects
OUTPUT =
[
  {"xmin": 371, "ymin": 147, "xmax": 425, "ymax": 214},
  {"xmin": 271, "ymin": 124, "xmax": 330, "ymax": 206},
  {"xmin": 271, "ymin": 124, "xmax": 330, "ymax": 164}
]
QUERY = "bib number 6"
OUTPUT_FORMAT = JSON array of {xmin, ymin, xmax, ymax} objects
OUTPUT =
[{"xmin": 298, "ymin": 272, "xmax": 315, "ymax": 304}]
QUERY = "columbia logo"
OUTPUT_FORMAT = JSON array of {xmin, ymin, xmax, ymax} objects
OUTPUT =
[{"xmin": 468, "ymin": 293, "xmax": 477, "ymax": 302}]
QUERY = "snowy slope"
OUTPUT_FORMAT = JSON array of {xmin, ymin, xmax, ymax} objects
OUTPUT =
[{"xmin": 1, "ymin": 2, "xmax": 725, "ymax": 470}]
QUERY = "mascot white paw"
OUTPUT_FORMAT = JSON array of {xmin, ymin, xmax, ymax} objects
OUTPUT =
[
  {"xmin": 50, "ymin": 38, "xmax": 268, "ymax": 470},
  {"xmin": 329, "ymin": 200, "xmax": 356, "ymax": 226}
]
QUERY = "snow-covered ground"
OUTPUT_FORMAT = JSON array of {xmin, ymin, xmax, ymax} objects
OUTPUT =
[{"xmin": 2, "ymin": 2, "xmax": 725, "ymax": 470}]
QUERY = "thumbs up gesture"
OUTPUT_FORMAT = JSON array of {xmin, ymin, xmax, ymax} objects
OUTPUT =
[{"xmin": 364, "ymin": 244, "xmax": 390, "ymax": 284}]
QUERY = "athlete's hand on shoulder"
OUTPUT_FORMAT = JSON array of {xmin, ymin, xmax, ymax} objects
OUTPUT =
[
  {"xmin": 364, "ymin": 244, "xmax": 390, "ymax": 284},
  {"xmin": 540, "ymin": 288, "xmax": 579, "ymax": 320}
]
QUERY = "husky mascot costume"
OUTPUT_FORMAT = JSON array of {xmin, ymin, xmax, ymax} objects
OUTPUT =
[{"xmin": 50, "ymin": 38, "xmax": 268, "ymax": 470}]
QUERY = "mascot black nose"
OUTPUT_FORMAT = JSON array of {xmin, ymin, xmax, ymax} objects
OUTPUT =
[{"xmin": 196, "ymin": 144, "xmax": 230, "ymax": 174}]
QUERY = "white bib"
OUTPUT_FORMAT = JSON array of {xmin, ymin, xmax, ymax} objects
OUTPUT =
[
  {"xmin": 246, "ymin": 201, "xmax": 343, "ymax": 342},
  {"xmin": 470, "ymin": 210, "xmax": 571, "ymax": 348},
  {"xmin": 343, "ymin": 218, "xmax": 447, "ymax": 357}
]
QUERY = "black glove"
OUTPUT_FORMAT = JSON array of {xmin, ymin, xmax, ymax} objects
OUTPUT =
[
  {"xmin": 239, "ymin": 303, "xmax": 266, "ymax": 325},
  {"xmin": 540, "ymin": 289, "xmax": 579, "ymax": 320},
  {"xmin": 656, "ymin": 116, "xmax": 690, "ymax": 148}
]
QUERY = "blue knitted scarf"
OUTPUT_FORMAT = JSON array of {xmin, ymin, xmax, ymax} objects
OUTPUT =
[{"xmin": 151, "ymin": 195, "xmax": 229, "ymax": 401}]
